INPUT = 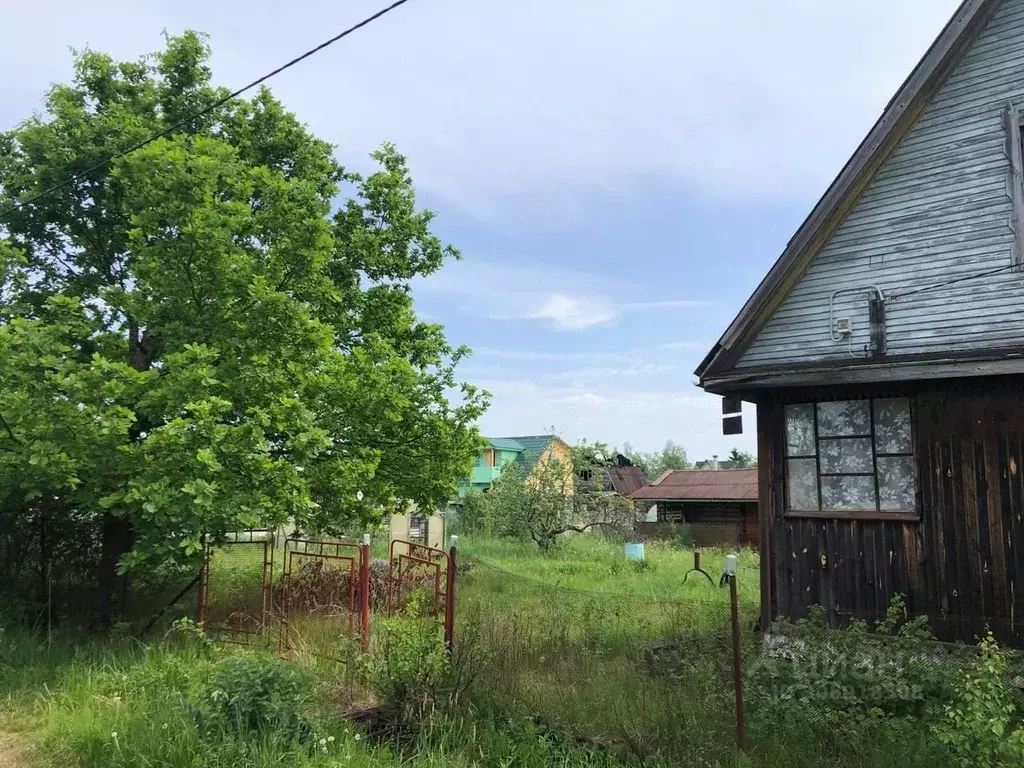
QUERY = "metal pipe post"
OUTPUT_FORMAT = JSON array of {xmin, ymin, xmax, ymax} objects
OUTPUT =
[
  {"xmin": 444, "ymin": 536, "xmax": 458, "ymax": 652},
  {"xmin": 727, "ymin": 554, "xmax": 745, "ymax": 750},
  {"xmin": 359, "ymin": 534, "xmax": 371, "ymax": 650},
  {"xmin": 197, "ymin": 536, "xmax": 209, "ymax": 627}
]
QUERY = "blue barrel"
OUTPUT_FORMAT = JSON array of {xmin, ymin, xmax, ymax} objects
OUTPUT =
[{"xmin": 624, "ymin": 542, "xmax": 645, "ymax": 561}]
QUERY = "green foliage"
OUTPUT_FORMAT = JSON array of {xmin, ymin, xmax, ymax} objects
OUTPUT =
[
  {"xmin": 0, "ymin": 32, "xmax": 487, "ymax": 620},
  {"xmin": 728, "ymin": 448, "xmax": 756, "ymax": 468},
  {"xmin": 622, "ymin": 440, "xmax": 690, "ymax": 481},
  {"xmin": 748, "ymin": 597, "xmax": 960, "ymax": 722},
  {"xmin": 936, "ymin": 632, "xmax": 1024, "ymax": 768},
  {"xmin": 201, "ymin": 655, "xmax": 312, "ymax": 738},
  {"xmin": 360, "ymin": 609, "xmax": 452, "ymax": 722},
  {"xmin": 454, "ymin": 490, "xmax": 490, "ymax": 534}
]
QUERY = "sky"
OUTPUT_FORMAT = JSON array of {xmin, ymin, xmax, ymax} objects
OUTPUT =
[{"xmin": 2, "ymin": 0, "xmax": 964, "ymax": 458}]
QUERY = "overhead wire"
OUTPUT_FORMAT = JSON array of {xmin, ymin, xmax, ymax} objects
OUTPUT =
[
  {"xmin": 0, "ymin": 0, "xmax": 414, "ymax": 221},
  {"xmin": 887, "ymin": 262, "xmax": 1019, "ymax": 302}
]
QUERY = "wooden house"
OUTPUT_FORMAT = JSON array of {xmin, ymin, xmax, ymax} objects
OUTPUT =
[
  {"xmin": 696, "ymin": 0, "xmax": 1024, "ymax": 645},
  {"xmin": 632, "ymin": 469, "xmax": 759, "ymax": 549}
]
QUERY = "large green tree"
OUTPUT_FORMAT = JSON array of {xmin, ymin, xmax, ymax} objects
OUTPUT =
[{"xmin": 0, "ymin": 33, "xmax": 487, "ymax": 624}]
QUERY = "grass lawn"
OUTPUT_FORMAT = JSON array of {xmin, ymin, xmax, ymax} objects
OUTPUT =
[{"xmin": 459, "ymin": 534, "xmax": 761, "ymax": 603}]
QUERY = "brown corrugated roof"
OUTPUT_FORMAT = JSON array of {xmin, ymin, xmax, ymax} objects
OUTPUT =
[
  {"xmin": 631, "ymin": 468, "xmax": 758, "ymax": 501},
  {"xmin": 606, "ymin": 466, "xmax": 646, "ymax": 496}
]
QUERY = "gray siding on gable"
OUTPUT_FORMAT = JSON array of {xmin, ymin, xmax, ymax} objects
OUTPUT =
[{"xmin": 738, "ymin": 0, "xmax": 1024, "ymax": 369}]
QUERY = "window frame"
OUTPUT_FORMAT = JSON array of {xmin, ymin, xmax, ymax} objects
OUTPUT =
[{"xmin": 783, "ymin": 398, "xmax": 920, "ymax": 522}]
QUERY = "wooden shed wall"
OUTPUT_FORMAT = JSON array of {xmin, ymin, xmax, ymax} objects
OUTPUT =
[
  {"xmin": 759, "ymin": 374, "xmax": 1024, "ymax": 645},
  {"xmin": 645, "ymin": 501, "xmax": 759, "ymax": 549},
  {"xmin": 738, "ymin": 0, "xmax": 1024, "ymax": 369}
]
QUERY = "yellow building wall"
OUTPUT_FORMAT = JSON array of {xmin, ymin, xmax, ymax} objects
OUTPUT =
[
  {"xmin": 388, "ymin": 513, "xmax": 445, "ymax": 551},
  {"xmin": 525, "ymin": 437, "xmax": 575, "ymax": 494}
]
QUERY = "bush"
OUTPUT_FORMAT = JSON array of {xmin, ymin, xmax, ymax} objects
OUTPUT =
[
  {"xmin": 936, "ymin": 632, "xmax": 1024, "ymax": 768},
  {"xmin": 200, "ymin": 655, "xmax": 312, "ymax": 739},
  {"xmin": 360, "ymin": 614, "xmax": 450, "ymax": 723},
  {"xmin": 747, "ymin": 597, "xmax": 963, "ymax": 720}
]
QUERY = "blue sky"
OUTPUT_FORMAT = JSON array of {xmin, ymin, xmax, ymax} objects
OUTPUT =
[{"xmin": 3, "ymin": 0, "xmax": 962, "ymax": 458}]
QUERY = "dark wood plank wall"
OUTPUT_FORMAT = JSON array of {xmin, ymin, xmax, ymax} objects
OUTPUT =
[
  {"xmin": 646, "ymin": 501, "xmax": 759, "ymax": 549},
  {"xmin": 758, "ymin": 375, "xmax": 1024, "ymax": 646}
]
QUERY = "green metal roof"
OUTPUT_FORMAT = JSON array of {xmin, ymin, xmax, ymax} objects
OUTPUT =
[
  {"xmin": 504, "ymin": 435, "xmax": 557, "ymax": 476},
  {"xmin": 486, "ymin": 437, "xmax": 525, "ymax": 451}
]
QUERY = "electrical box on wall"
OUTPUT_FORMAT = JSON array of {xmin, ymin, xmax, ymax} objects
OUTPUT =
[{"xmin": 834, "ymin": 317, "xmax": 852, "ymax": 336}]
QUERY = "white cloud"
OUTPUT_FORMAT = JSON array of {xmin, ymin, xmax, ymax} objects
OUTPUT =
[
  {"xmin": 417, "ymin": 260, "xmax": 718, "ymax": 330},
  {"xmin": 0, "ymin": 0, "xmax": 962, "ymax": 223},
  {"xmin": 525, "ymin": 294, "xmax": 616, "ymax": 331}
]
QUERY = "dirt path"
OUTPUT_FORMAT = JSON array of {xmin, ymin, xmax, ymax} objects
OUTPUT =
[{"xmin": 0, "ymin": 731, "xmax": 26, "ymax": 768}]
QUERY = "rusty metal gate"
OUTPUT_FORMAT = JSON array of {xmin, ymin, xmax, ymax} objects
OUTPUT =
[
  {"xmin": 279, "ymin": 537, "xmax": 370, "ymax": 655},
  {"xmin": 199, "ymin": 534, "xmax": 456, "ymax": 655},
  {"xmin": 388, "ymin": 538, "xmax": 456, "ymax": 648},
  {"xmin": 198, "ymin": 530, "xmax": 275, "ymax": 646}
]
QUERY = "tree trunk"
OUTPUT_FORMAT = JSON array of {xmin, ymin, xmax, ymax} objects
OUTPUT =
[
  {"xmin": 95, "ymin": 512, "xmax": 134, "ymax": 629},
  {"xmin": 93, "ymin": 319, "xmax": 151, "ymax": 629}
]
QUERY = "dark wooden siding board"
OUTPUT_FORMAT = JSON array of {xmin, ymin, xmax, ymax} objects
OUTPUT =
[
  {"xmin": 851, "ymin": 520, "xmax": 865, "ymax": 619},
  {"xmin": 962, "ymin": 435, "xmax": 985, "ymax": 640},
  {"xmin": 816, "ymin": 522, "xmax": 830, "ymax": 624},
  {"xmin": 1009, "ymin": 435, "xmax": 1024, "ymax": 641},
  {"xmin": 996, "ymin": 435, "xmax": 1015, "ymax": 632},
  {"xmin": 979, "ymin": 434, "xmax": 1003, "ymax": 631},
  {"xmin": 863, "ymin": 522, "xmax": 878, "ymax": 623},
  {"xmin": 938, "ymin": 436, "xmax": 960, "ymax": 639}
]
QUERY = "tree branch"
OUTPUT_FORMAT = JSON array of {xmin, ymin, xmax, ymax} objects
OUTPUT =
[{"xmin": 0, "ymin": 412, "xmax": 22, "ymax": 445}]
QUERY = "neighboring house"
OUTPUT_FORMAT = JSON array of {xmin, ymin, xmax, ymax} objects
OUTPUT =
[
  {"xmin": 456, "ymin": 435, "xmax": 571, "ymax": 496},
  {"xmin": 632, "ymin": 470, "xmax": 759, "ymax": 549},
  {"xmin": 696, "ymin": 0, "xmax": 1024, "ymax": 645},
  {"xmin": 388, "ymin": 508, "xmax": 445, "ymax": 551},
  {"xmin": 458, "ymin": 437, "xmax": 526, "ymax": 496},
  {"xmin": 584, "ymin": 453, "xmax": 647, "ymax": 496}
]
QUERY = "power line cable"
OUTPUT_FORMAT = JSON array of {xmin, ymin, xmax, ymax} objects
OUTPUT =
[
  {"xmin": 888, "ymin": 262, "xmax": 1019, "ymax": 302},
  {"xmin": 0, "ymin": 0, "xmax": 413, "ymax": 221}
]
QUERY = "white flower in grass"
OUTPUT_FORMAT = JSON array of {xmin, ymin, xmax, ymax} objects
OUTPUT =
[
  {"xmin": 354, "ymin": 733, "xmax": 361, "ymax": 742},
  {"xmin": 327, "ymin": 736, "xmax": 335, "ymax": 743},
  {"xmin": 110, "ymin": 732, "xmax": 118, "ymax": 740}
]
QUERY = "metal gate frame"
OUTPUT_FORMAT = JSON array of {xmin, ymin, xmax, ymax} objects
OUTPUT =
[
  {"xmin": 279, "ymin": 537, "xmax": 370, "ymax": 654},
  {"xmin": 388, "ymin": 538, "xmax": 457, "ymax": 648},
  {"xmin": 198, "ymin": 530, "xmax": 275, "ymax": 645}
]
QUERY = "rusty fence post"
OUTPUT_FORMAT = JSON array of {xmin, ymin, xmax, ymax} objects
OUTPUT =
[
  {"xmin": 197, "ymin": 535, "xmax": 209, "ymax": 627},
  {"xmin": 694, "ymin": 550, "xmax": 701, "ymax": 571},
  {"xmin": 444, "ymin": 535, "xmax": 458, "ymax": 652},
  {"xmin": 360, "ymin": 533, "xmax": 371, "ymax": 650},
  {"xmin": 727, "ymin": 554, "xmax": 745, "ymax": 750}
]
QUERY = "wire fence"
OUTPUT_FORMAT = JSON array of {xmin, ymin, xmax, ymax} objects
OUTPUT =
[
  {"xmin": 189, "ymin": 527, "xmax": 1024, "ymax": 766},
  {"xmin": 454, "ymin": 550, "xmax": 1024, "ymax": 768},
  {"xmin": 455, "ymin": 554, "xmax": 754, "ymax": 765}
]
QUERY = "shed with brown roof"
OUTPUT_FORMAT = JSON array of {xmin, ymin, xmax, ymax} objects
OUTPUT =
[{"xmin": 632, "ymin": 469, "xmax": 759, "ymax": 549}]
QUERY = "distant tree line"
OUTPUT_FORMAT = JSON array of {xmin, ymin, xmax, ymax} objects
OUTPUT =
[{"xmin": 619, "ymin": 442, "xmax": 756, "ymax": 481}]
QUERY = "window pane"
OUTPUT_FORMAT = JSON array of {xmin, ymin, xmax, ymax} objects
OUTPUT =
[
  {"xmin": 878, "ymin": 456, "xmax": 916, "ymax": 510},
  {"xmin": 785, "ymin": 405, "xmax": 816, "ymax": 456},
  {"xmin": 820, "ymin": 438, "xmax": 874, "ymax": 474},
  {"xmin": 817, "ymin": 401, "xmax": 871, "ymax": 436},
  {"xmin": 787, "ymin": 458, "xmax": 819, "ymax": 510},
  {"xmin": 821, "ymin": 475, "xmax": 877, "ymax": 510},
  {"xmin": 874, "ymin": 398, "xmax": 912, "ymax": 454}
]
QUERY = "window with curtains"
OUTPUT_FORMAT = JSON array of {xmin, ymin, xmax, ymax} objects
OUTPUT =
[{"xmin": 784, "ymin": 398, "xmax": 916, "ymax": 517}]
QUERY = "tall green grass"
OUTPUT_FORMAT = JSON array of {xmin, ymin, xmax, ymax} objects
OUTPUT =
[{"xmin": 0, "ymin": 621, "xmax": 658, "ymax": 768}]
